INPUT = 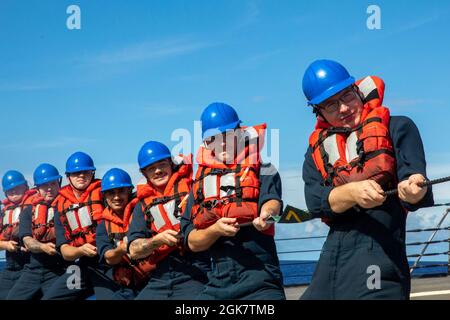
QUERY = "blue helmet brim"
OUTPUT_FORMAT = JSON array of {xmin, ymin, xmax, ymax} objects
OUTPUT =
[
  {"xmin": 139, "ymin": 154, "xmax": 172, "ymax": 170},
  {"xmin": 3, "ymin": 180, "xmax": 28, "ymax": 192},
  {"xmin": 101, "ymin": 182, "xmax": 134, "ymax": 193},
  {"xmin": 65, "ymin": 166, "xmax": 96, "ymax": 174},
  {"xmin": 35, "ymin": 175, "xmax": 62, "ymax": 187},
  {"xmin": 309, "ymin": 77, "xmax": 355, "ymax": 105},
  {"xmin": 202, "ymin": 119, "xmax": 242, "ymax": 140}
]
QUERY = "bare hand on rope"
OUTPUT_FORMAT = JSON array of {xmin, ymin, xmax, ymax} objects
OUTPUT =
[{"xmin": 397, "ymin": 174, "xmax": 428, "ymax": 204}]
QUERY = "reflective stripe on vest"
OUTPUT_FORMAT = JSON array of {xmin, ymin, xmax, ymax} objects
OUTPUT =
[
  {"xmin": 322, "ymin": 135, "xmax": 340, "ymax": 165},
  {"xmin": 203, "ymin": 172, "xmax": 236, "ymax": 199},
  {"xmin": 345, "ymin": 131, "xmax": 359, "ymax": 162},
  {"xmin": 322, "ymin": 131, "xmax": 359, "ymax": 166},
  {"xmin": 243, "ymin": 126, "xmax": 259, "ymax": 140},
  {"xmin": 34, "ymin": 205, "xmax": 55, "ymax": 224},
  {"xmin": 149, "ymin": 200, "xmax": 180, "ymax": 230},
  {"xmin": 66, "ymin": 206, "xmax": 93, "ymax": 231},
  {"xmin": 358, "ymin": 76, "xmax": 377, "ymax": 98},
  {"xmin": 4, "ymin": 208, "xmax": 21, "ymax": 225}
]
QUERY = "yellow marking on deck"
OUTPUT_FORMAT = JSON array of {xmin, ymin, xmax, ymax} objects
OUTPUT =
[{"xmin": 410, "ymin": 289, "xmax": 450, "ymax": 297}]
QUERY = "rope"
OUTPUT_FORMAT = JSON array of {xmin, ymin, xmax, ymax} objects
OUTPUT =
[
  {"xmin": 433, "ymin": 202, "xmax": 450, "ymax": 207},
  {"xmin": 407, "ymin": 239, "xmax": 450, "ymax": 246},
  {"xmin": 384, "ymin": 175, "xmax": 450, "ymax": 196},
  {"xmin": 407, "ymin": 226, "xmax": 450, "ymax": 233},
  {"xmin": 408, "ymin": 251, "xmax": 450, "ymax": 258}
]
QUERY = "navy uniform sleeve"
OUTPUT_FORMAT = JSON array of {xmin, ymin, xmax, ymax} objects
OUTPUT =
[
  {"xmin": 180, "ymin": 190, "xmax": 195, "ymax": 247},
  {"xmin": 96, "ymin": 221, "xmax": 114, "ymax": 264},
  {"xmin": 303, "ymin": 147, "xmax": 336, "ymax": 219},
  {"xmin": 258, "ymin": 163, "xmax": 283, "ymax": 211},
  {"xmin": 126, "ymin": 202, "xmax": 151, "ymax": 252},
  {"xmin": 19, "ymin": 206, "xmax": 33, "ymax": 241},
  {"xmin": 390, "ymin": 116, "xmax": 434, "ymax": 211},
  {"xmin": 54, "ymin": 210, "xmax": 69, "ymax": 249}
]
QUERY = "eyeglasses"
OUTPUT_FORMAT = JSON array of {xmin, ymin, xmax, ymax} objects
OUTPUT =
[{"xmin": 317, "ymin": 88, "xmax": 358, "ymax": 114}]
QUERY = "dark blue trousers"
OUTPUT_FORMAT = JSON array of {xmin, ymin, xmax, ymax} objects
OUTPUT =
[
  {"xmin": 301, "ymin": 230, "xmax": 410, "ymax": 300},
  {"xmin": 42, "ymin": 259, "xmax": 119, "ymax": 300},
  {"xmin": 135, "ymin": 251, "xmax": 208, "ymax": 300},
  {"xmin": 0, "ymin": 268, "xmax": 23, "ymax": 300},
  {"xmin": 197, "ymin": 229, "xmax": 286, "ymax": 300}
]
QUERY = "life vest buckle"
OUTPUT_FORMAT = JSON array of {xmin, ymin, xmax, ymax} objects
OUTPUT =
[
  {"xmin": 69, "ymin": 203, "xmax": 80, "ymax": 211},
  {"xmin": 151, "ymin": 196, "xmax": 171, "ymax": 206},
  {"xmin": 328, "ymin": 127, "xmax": 352, "ymax": 134},
  {"xmin": 202, "ymin": 197, "xmax": 233, "ymax": 210},
  {"xmin": 210, "ymin": 168, "xmax": 232, "ymax": 175},
  {"xmin": 202, "ymin": 200, "xmax": 220, "ymax": 210}
]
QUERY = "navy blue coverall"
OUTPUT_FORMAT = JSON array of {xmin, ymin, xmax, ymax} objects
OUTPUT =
[
  {"xmin": 127, "ymin": 203, "xmax": 210, "ymax": 300},
  {"xmin": 301, "ymin": 116, "xmax": 434, "ymax": 300},
  {"xmin": 0, "ymin": 251, "xmax": 29, "ymax": 299},
  {"xmin": 181, "ymin": 163, "xmax": 286, "ymax": 300},
  {"xmin": 0, "ymin": 208, "xmax": 30, "ymax": 299},
  {"xmin": 6, "ymin": 206, "xmax": 67, "ymax": 300},
  {"xmin": 96, "ymin": 220, "xmax": 141, "ymax": 300},
  {"xmin": 41, "ymin": 211, "xmax": 118, "ymax": 300}
]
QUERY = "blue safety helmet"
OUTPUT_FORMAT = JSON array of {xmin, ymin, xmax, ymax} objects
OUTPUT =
[
  {"xmin": 65, "ymin": 151, "xmax": 96, "ymax": 174},
  {"xmin": 302, "ymin": 59, "xmax": 355, "ymax": 105},
  {"xmin": 33, "ymin": 163, "xmax": 62, "ymax": 187},
  {"xmin": 200, "ymin": 102, "xmax": 242, "ymax": 140},
  {"xmin": 2, "ymin": 170, "xmax": 28, "ymax": 192},
  {"xmin": 138, "ymin": 141, "xmax": 172, "ymax": 170},
  {"xmin": 101, "ymin": 168, "xmax": 133, "ymax": 192}
]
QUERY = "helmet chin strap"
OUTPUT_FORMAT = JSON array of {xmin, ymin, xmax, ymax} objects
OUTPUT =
[{"xmin": 313, "ymin": 106, "xmax": 330, "ymax": 126}]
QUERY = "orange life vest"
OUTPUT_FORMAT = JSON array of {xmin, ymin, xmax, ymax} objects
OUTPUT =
[
  {"xmin": 102, "ymin": 198, "xmax": 150, "ymax": 287},
  {"xmin": 23, "ymin": 193, "xmax": 57, "ymax": 243},
  {"xmin": 55, "ymin": 180, "xmax": 103, "ymax": 247},
  {"xmin": 134, "ymin": 154, "xmax": 193, "ymax": 274},
  {"xmin": 0, "ymin": 189, "xmax": 37, "ymax": 241},
  {"xmin": 309, "ymin": 76, "xmax": 396, "ymax": 189},
  {"xmin": 191, "ymin": 123, "xmax": 274, "ymax": 236}
]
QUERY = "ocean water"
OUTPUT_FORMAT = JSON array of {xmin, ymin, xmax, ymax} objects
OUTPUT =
[{"xmin": 280, "ymin": 260, "xmax": 449, "ymax": 286}]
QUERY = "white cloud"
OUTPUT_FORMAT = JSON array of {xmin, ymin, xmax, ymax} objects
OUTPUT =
[
  {"xmin": 142, "ymin": 105, "xmax": 186, "ymax": 116},
  {"xmin": 232, "ymin": 49, "xmax": 283, "ymax": 71},
  {"xmin": 0, "ymin": 83, "xmax": 56, "ymax": 92},
  {"xmin": 232, "ymin": 1, "xmax": 260, "ymax": 31},
  {"xmin": 0, "ymin": 137, "xmax": 97, "ymax": 151},
  {"xmin": 386, "ymin": 98, "xmax": 445, "ymax": 108},
  {"xmin": 84, "ymin": 37, "xmax": 221, "ymax": 66},
  {"xmin": 392, "ymin": 13, "xmax": 441, "ymax": 34},
  {"xmin": 251, "ymin": 96, "xmax": 267, "ymax": 103}
]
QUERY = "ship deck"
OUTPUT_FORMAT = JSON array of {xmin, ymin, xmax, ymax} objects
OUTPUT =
[{"xmin": 284, "ymin": 275, "xmax": 450, "ymax": 300}]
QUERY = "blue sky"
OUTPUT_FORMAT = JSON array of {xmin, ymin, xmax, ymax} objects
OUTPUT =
[{"xmin": 1, "ymin": 0, "xmax": 450, "ymax": 260}]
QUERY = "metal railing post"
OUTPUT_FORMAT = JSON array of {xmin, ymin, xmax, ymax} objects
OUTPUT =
[
  {"xmin": 448, "ymin": 209, "xmax": 450, "ymax": 275},
  {"xmin": 410, "ymin": 208, "xmax": 450, "ymax": 274}
]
